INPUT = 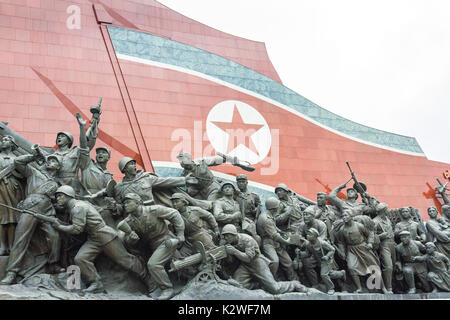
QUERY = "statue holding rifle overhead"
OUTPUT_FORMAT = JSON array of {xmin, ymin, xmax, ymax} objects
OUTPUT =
[{"xmin": 329, "ymin": 162, "xmax": 375, "ymax": 217}]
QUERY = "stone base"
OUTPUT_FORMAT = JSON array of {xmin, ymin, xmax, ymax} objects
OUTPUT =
[
  {"xmin": 0, "ymin": 276, "xmax": 448, "ymax": 300},
  {"xmin": 173, "ymin": 280, "xmax": 450, "ymax": 300}
]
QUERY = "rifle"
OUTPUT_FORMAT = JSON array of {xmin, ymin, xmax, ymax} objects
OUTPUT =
[
  {"xmin": 411, "ymin": 208, "xmax": 430, "ymax": 242},
  {"xmin": 169, "ymin": 245, "xmax": 228, "ymax": 273},
  {"xmin": 0, "ymin": 144, "xmax": 45, "ymax": 182},
  {"xmin": 0, "ymin": 202, "xmax": 62, "ymax": 225},
  {"xmin": 31, "ymin": 144, "xmax": 46, "ymax": 166},
  {"xmin": 90, "ymin": 97, "xmax": 102, "ymax": 116},
  {"xmin": 346, "ymin": 161, "xmax": 369, "ymax": 204},
  {"xmin": 289, "ymin": 189, "xmax": 316, "ymax": 206},
  {"xmin": 435, "ymin": 178, "xmax": 450, "ymax": 204},
  {"xmin": 216, "ymin": 152, "xmax": 255, "ymax": 172}
]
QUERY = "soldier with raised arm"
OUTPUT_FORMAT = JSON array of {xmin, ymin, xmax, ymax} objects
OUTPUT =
[
  {"xmin": 53, "ymin": 112, "xmax": 98, "ymax": 194},
  {"xmin": 441, "ymin": 205, "xmax": 450, "ymax": 227},
  {"xmin": 435, "ymin": 183, "xmax": 449, "ymax": 205},
  {"xmin": 177, "ymin": 152, "xmax": 225, "ymax": 201},
  {"xmin": 117, "ymin": 193, "xmax": 185, "ymax": 300},
  {"xmin": 113, "ymin": 157, "xmax": 195, "ymax": 209},
  {"xmin": 329, "ymin": 181, "xmax": 371, "ymax": 217}
]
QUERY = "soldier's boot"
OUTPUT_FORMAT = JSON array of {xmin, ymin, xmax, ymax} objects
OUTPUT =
[
  {"xmin": 293, "ymin": 281, "xmax": 322, "ymax": 295},
  {"xmin": 0, "ymin": 271, "xmax": 17, "ymax": 285},
  {"xmin": 292, "ymin": 280, "xmax": 307, "ymax": 293},
  {"xmin": 83, "ymin": 281, "xmax": 105, "ymax": 294},
  {"xmin": 156, "ymin": 287, "xmax": 174, "ymax": 300},
  {"xmin": 142, "ymin": 274, "xmax": 157, "ymax": 294},
  {"xmin": 382, "ymin": 269, "xmax": 393, "ymax": 294},
  {"xmin": 286, "ymin": 267, "xmax": 299, "ymax": 281},
  {"xmin": 430, "ymin": 284, "xmax": 438, "ymax": 293},
  {"xmin": 351, "ymin": 274, "xmax": 363, "ymax": 293},
  {"xmin": 404, "ymin": 271, "xmax": 416, "ymax": 294},
  {"xmin": 407, "ymin": 288, "xmax": 416, "ymax": 294}
]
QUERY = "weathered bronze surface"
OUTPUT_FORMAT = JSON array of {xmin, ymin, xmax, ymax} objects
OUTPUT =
[{"xmin": 0, "ymin": 107, "xmax": 449, "ymax": 300}]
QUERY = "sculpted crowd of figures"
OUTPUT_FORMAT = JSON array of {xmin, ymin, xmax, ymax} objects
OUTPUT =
[{"xmin": 0, "ymin": 105, "xmax": 449, "ymax": 300}]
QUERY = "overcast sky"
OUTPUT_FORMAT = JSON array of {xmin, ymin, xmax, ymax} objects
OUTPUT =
[{"xmin": 158, "ymin": 0, "xmax": 450, "ymax": 164}]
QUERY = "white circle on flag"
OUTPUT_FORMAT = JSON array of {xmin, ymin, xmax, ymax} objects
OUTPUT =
[{"xmin": 206, "ymin": 100, "xmax": 271, "ymax": 165}]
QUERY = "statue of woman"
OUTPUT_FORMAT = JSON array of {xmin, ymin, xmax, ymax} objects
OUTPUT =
[{"xmin": 0, "ymin": 135, "xmax": 24, "ymax": 255}]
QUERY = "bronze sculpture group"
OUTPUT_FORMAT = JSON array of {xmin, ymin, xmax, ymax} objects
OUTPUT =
[{"xmin": 0, "ymin": 104, "xmax": 449, "ymax": 300}]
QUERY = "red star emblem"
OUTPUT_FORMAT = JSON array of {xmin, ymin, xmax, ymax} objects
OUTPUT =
[{"xmin": 211, "ymin": 104, "xmax": 265, "ymax": 156}]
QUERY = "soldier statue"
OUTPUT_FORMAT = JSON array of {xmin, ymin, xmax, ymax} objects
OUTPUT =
[
  {"xmin": 80, "ymin": 146, "xmax": 117, "ymax": 228},
  {"xmin": 113, "ymin": 157, "xmax": 194, "ymax": 207},
  {"xmin": 329, "ymin": 182, "xmax": 371, "ymax": 217},
  {"xmin": 0, "ymin": 135, "xmax": 24, "ymax": 255},
  {"xmin": 435, "ymin": 183, "xmax": 450, "ymax": 205},
  {"xmin": 395, "ymin": 231, "xmax": 431, "ymax": 294},
  {"xmin": 274, "ymin": 183, "xmax": 306, "ymax": 234},
  {"xmin": 51, "ymin": 187, "xmax": 152, "ymax": 294},
  {"xmin": 441, "ymin": 205, "xmax": 450, "ymax": 227},
  {"xmin": 235, "ymin": 174, "xmax": 261, "ymax": 246},
  {"xmin": 256, "ymin": 197, "xmax": 298, "ymax": 281},
  {"xmin": 170, "ymin": 192, "xmax": 219, "ymax": 250},
  {"xmin": 298, "ymin": 206, "xmax": 328, "ymax": 241},
  {"xmin": 413, "ymin": 242, "xmax": 450, "ymax": 292},
  {"xmin": 302, "ymin": 228, "xmax": 346, "ymax": 294},
  {"xmin": 117, "ymin": 193, "xmax": 185, "ymax": 300},
  {"xmin": 213, "ymin": 182, "xmax": 242, "ymax": 232},
  {"xmin": 425, "ymin": 206, "xmax": 450, "ymax": 260},
  {"xmin": 310, "ymin": 192, "xmax": 337, "ymax": 241},
  {"xmin": 221, "ymin": 224, "xmax": 319, "ymax": 295},
  {"xmin": 53, "ymin": 112, "xmax": 98, "ymax": 194},
  {"xmin": 335, "ymin": 210, "xmax": 381, "ymax": 293},
  {"xmin": 373, "ymin": 203, "xmax": 396, "ymax": 294},
  {"xmin": 394, "ymin": 207, "xmax": 427, "ymax": 243},
  {"xmin": 176, "ymin": 152, "xmax": 225, "ymax": 201},
  {"xmin": 1, "ymin": 149, "xmax": 63, "ymax": 285},
  {"xmin": 296, "ymin": 206, "xmax": 328, "ymax": 286}
]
